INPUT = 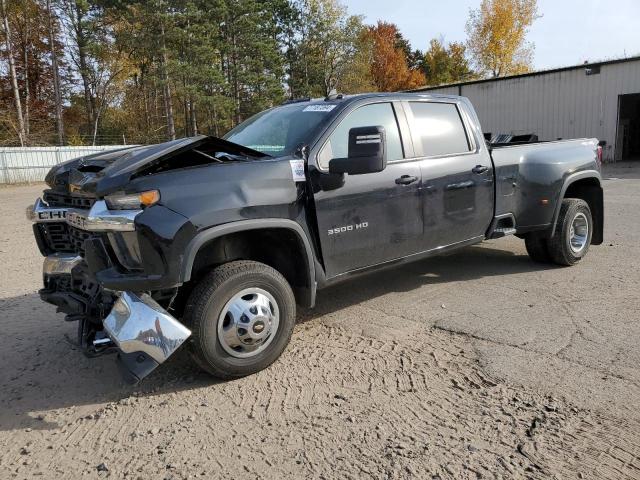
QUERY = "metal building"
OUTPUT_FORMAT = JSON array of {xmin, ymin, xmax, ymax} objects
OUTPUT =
[{"xmin": 414, "ymin": 56, "xmax": 640, "ymax": 162}]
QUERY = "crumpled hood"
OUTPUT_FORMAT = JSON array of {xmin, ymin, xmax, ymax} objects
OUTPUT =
[
  {"xmin": 45, "ymin": 136, "xmax": 269, "ymax": 197},
  {"xmin": 44, "ymin": 145, "xmax": 141, "ymax": 191}
]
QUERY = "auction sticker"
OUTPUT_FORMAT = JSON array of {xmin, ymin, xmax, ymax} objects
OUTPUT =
[
  {"xmin": 290, "ymin": 159, "xmax": 306, "ymax": 182},
  {"xmin": 303, "ymin": 104, "xmax": 336, "ymax": 112}
]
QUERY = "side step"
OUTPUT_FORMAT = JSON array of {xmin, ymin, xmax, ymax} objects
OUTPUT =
[
  {"xmin": 492, "ymin": 227, "xmax": 516, "ymax": 237},
  {"xmin": 488, "ymin": 214, "xmax": 517, "ymax": 239}
]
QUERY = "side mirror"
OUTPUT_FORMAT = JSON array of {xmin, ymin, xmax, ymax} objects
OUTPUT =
[{"xmin": 329, "ymin": 126, "xmax": 387, "ymax": 175}]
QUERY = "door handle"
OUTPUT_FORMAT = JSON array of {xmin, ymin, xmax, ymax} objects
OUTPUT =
[
  {"xmin": 395, "ymin": 175, "xmax": 418, "ymax": 185},
  {"xmin": 472, "ymin": 165, "xmax": 489, "ymax": 174}
]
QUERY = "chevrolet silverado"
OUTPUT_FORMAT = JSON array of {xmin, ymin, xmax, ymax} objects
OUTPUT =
[{"xmin": 27, "ymin": 93, "xmax": 604, "ymax": 382}]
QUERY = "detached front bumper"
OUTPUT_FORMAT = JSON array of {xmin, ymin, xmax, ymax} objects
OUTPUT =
[{"xmin": 104, "ymin": 292, "xmax": 192, "ymax": 382}]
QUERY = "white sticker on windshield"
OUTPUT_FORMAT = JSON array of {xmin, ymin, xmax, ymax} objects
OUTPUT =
[
  {"xmin": 303, "ymin": 104, "xmax": 336, "ymax": 112},
  {"xmin": 290, "ymin": 159, "xmax": 306, "ymax": 182}
]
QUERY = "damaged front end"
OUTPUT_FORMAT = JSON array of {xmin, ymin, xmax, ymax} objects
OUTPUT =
[
  {"xmin": 28, "ymin": 135, "xmax": 274, "ymax": 382},
  {"xmin": 28, "ymin": 182, "xmax": 192, "ymax": 383}
]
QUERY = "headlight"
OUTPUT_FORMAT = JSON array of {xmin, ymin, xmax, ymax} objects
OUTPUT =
[{"xmin": 105, "ymin": 190, "xmax": 160, "ymax": 210}]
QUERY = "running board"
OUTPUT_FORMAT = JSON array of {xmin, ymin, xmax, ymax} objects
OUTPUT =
[
  {"xmin": 491, "ymin": 227, "xmax": 517, "ymax": 237},
  {"xmin": 488, "ymin": 213, "xmax": 517, "ymax": 239}
]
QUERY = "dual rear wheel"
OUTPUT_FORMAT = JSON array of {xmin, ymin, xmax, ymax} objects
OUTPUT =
[{"xmin": 525, "ymin": 198, "xmax": 593, "ymax": 266}]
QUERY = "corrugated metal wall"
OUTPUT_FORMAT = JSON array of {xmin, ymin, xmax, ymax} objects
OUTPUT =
[
  {"xmin": 0, "ymin": 146, "xmax": 129, "ymax": 184},
  {"xmin": 424, "ymin": 59, "xmax": 640, "ymax": 162}
]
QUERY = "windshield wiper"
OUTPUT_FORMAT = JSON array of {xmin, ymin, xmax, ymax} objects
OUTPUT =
[
  {"xmin": 193, "ymin": 149, "xmax": 223, "ymax": 163},
  {"xmin": 213, "ymin": 152, "xmax": 256, "ymax": 162}
]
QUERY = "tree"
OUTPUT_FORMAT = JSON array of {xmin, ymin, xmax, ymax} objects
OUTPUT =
[
  {"xmin": 365, "ymin": 21, "xmax": 425, "ymax": 92},
  {"xmin": 447, "ymin": 42, "xmax": 474, "ymax": 81},
  {"xmin": 466, "ymin": 0, "xmax": 539, "ymax": 77},
  {"xmin": 0, "ymin": 0, "xmax": 26, "ymax": 145},
  {"xmin": 422, "ymin": 37, "xmax": 474, "ymax": 86},
  {"xmin": 220, "ymin": 0, "xmax": 286, "ymax": 124},
  {"xmin": 109, "ymin": 0, "xmax": 181, "ymax": 143},
  {"xmin": 59, "ymin": 0, "xmax": 128, "ymax": 143},
  {"xmin": 59, "ymin": 0, "xmax": 98, "ymax": 133},
  {"xmin": 46, "ymin": 0, "xmax": 65, "ymax": 144},
  {"xmin": 3, "ymin": 0, "xmax": 470, "ymax": 146},
  {"xmin": 339, "ymin": 26, "xmax": 375, "ymax": 94},
  {"xmin": 0, "ymin": 0, "xmax": 68, "ymax": 146},
  {"xmin": 287, "ymin": 0, "xmax": 367, "ymax": 97}
]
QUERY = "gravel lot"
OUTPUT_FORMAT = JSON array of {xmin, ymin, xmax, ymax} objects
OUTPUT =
[{"xmin": 1, "ymin": 164, "xmax": 639, "ymax": 479}]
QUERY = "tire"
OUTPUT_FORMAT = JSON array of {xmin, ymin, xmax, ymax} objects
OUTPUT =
[
  {"xmin": 547, "ymin": 198, "xmax": 593, "ymax": 266},
  {"xmin": 183, "ymin": 260, "xmax": 296, "ymax": 379},
  {"xmin": 524, "ymin": 234, "xmax": 552, "ymax": 263}
]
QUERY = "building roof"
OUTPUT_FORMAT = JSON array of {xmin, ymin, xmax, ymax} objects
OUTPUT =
[{"xmin": 413, "ymin": 55, "xmax": 640, "ymax": 92}]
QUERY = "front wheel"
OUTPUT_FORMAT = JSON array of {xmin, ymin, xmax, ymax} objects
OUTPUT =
[
  {"xmin": 184, "ymin": 260, "xmax": 296, "ymax": 379},
  {"xmin": 547, "ymin": 198, "xmax": 593, "ymax": 266}
]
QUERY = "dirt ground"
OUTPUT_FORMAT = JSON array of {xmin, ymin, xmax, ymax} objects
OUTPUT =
[{"xmin": 1, "ymin": 164, "xmax": 640, "ymax": 479}]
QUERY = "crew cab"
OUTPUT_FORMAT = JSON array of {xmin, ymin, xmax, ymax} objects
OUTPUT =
[{"xmin": 28, "ymin": 93, "xmax": 604, "ymax": 382}]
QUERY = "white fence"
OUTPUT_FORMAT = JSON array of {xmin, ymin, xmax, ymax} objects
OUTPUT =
[{"xmin": 0, "ymin": 146, "xmax": 130, "ymax": 184}]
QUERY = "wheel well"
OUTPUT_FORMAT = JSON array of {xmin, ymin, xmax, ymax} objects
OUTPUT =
[
  {"xmin": 189, "ymin": 228, "xmax": 312, "ymax": 305},
  {"xmin": 563, "ymin": 178, "xmax": 604, "ymax": 245}
]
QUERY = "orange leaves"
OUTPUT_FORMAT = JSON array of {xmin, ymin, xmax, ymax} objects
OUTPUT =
[{"xmin": 364, "ymin": 21, "xmax": 426, "ymax": 92}]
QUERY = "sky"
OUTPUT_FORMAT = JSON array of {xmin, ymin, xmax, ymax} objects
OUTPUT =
[{"xmin": 343, "ymin": 0, "xmax": 640, "ymax": 70}]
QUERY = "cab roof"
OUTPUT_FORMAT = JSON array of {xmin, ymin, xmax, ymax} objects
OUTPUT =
[{"xmin": 284, "ymin": 91, "xmax": 465, "ymax": 107}]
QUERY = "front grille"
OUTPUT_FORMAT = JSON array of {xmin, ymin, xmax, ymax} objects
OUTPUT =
[
  {"xmin": 44, "ymin": 190, "xmax": 96, "ymax": 209},
  {"xmin": 68, "ymin": 226, "xmax": 93, "ymax": 256},
  {"xmin": 36, "ymin": 222, "xmax": 104, "ymax": 257},
  {"xmin": 37, "ymin": 190, "xmax": 99, "ymax": 256},
  {"xmin": 45, "ymin": 223, "xmax": 73, "ymax": 252},
  {"xmin": 36, "ymin": 222, "xmax": 73, "ymax": 253}
]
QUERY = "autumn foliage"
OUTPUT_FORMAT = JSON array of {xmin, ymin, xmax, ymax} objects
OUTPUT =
[
  {"xmin": 365, "ymin": 22, "xmax": 425, "ymax": 92},
  {"xmin": 466, "ymin": 0, "xmax": 539, "ymax": 77},
  {"xmin": 0, "ymin": 0, "xmax": 542, "ymax": 146}
]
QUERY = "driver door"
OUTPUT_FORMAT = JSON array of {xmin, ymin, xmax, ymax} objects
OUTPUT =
[{"xmin": 311, "ymin": 102, "xmax": 423, "ymax": 278}]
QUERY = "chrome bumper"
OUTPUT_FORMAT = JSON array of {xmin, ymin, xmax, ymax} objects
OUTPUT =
[
  {"xmin": 27, "ymin": 197, "xmax": 141, "ymax": 232},
  {"xmin": 66, "ymin": 200, "xmax": 141, "ymax": 232},
  {"xmin": 104, "ymin": 292, "xmax": 191, "ymax": 381},
  {"xmin": 26, "ymin": 197, "xmax": 67, "ymax": 223}
]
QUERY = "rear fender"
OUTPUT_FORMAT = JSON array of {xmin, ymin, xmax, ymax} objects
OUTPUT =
[{"xmin": 549, "ymin": 170, "xmax": 603, "ymax": 244}]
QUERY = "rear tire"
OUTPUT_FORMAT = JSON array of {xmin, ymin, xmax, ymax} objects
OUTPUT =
[
  {"xmin": 183, "ymin": 260, "xmax": 296, "ymax": 379},
  {"xmin": 525, "ymin": 234, "xmax": 552, "ymax": 263},
  {"xmin": 547, "ymin": 199, "xmax": 593, "ymax": 266}
]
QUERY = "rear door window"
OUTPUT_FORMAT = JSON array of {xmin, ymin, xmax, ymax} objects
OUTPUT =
[{"xmin": 408, "ymin": 102, "xmax": 471, "ymax": 157}]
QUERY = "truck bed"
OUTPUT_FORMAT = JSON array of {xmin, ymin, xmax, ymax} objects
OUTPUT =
[{"xmin": 490, "ymin": 138, "xmax": 600, "ymax": 231}]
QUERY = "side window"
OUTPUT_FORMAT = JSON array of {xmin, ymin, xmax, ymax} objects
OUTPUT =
[
  {"xmin": 318, "ymin": 103, "xmax": 403, "ymax": 169},
  {"xmin": 408, "ymin": 102, "xmax": 471, "ymax": 157}
]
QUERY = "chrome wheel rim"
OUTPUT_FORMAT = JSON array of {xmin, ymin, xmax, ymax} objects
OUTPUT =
[
  {"xmin": 569, "ymin": 212, "xmax": 589, "ymax": 253},
  {"xmin": 217, "ymin": 288, "xmax": 279, "ymax": 358}
]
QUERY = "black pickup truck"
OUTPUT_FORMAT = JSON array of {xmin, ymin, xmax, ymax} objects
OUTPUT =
[{"xmin": 28, "ymin": 93, "xmax": 604, "ymax": 382}]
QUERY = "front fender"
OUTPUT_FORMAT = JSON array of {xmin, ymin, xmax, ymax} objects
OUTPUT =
[{"xmin": 180, "ymin": 219, "xmax": 317, "ymax": 307}]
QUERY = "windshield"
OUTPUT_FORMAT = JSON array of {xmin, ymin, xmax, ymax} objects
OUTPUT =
[{"xmin": 224, "ymin": 103, "xmax": 337, "ymax": 156}]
